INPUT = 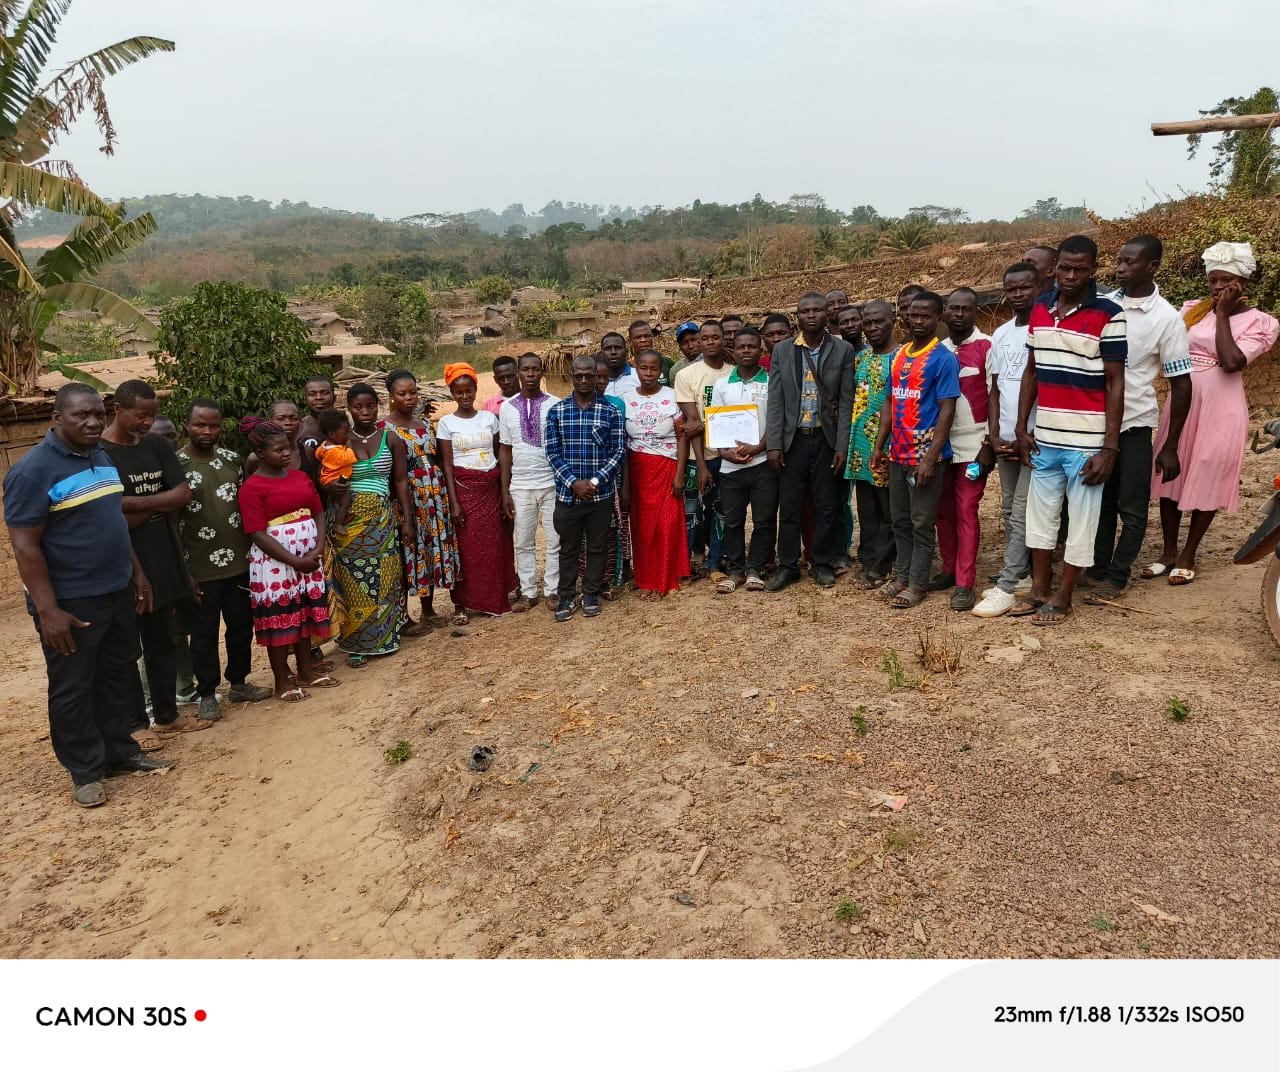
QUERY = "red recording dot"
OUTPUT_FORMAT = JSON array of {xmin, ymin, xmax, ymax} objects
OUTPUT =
[{"xmin": 194, "ymin": 1010, "xmax": 207, "ymax": 1022}]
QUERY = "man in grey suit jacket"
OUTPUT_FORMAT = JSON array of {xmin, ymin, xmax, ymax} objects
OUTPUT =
[{"xmin": 765, "ymin": 291, "xmax": 856, "ymax": 589}]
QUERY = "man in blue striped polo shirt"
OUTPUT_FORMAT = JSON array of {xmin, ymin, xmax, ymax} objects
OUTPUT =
[{"xmin": 3, "ymin": 384, "xmax": 172, "ymax": 807}]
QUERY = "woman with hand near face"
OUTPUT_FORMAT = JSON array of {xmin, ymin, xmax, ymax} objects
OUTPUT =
[{"xmin": 1146, "ymin": 242, "xmax": 1279, "ymax": 584}]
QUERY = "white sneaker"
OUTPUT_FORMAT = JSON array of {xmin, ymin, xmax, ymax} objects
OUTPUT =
[
  {"xmin": 972, "ymin": 588, "xmax": 1016, "ymax": 617},
  {"xmin": 1014, "ymin": 575, "xmax": 1033, "ymax": 593}
]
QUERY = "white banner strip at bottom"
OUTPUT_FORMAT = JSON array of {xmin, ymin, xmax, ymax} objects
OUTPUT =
[{"xmin": 0, "ymin": 959, "xmax": 1274, "ymax": 1071}]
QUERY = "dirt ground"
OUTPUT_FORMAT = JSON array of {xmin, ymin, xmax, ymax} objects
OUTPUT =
[{"xmin": 2, "ymin": 452, "xmax": 1279, "ymax": 961}]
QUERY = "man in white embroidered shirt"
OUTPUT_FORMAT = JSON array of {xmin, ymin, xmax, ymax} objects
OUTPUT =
[{"xmin": 1083, "ymin": 235, "xmax": 1192, "ymax": 603}]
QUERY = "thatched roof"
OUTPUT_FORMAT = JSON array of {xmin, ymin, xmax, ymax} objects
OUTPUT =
[{"xmin": 36, "ymin": 355, "xmax": 159, "ymax": 393}]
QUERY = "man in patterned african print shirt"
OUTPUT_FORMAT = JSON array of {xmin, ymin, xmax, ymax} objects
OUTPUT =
[
  {"xmin": 845, "ymin": 300, "xmax": 899, "ymax": 585},
  {"xmin": 178, "ymin": 399, "xmax": 272, "ymax": 719}
]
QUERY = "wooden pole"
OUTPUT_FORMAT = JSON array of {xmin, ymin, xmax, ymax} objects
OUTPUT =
[{"xmin": 1152, "ymin": 113, "xmax": 1280, "ymax": 136}]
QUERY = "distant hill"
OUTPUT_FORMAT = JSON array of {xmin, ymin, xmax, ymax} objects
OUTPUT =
[
  {"xmin": 13, "ymin": 193, "xmax": 380, "ymax": 241},
  {"xmin": 12, "ymin": 193, "xmax": 660, "ymax": 241}
]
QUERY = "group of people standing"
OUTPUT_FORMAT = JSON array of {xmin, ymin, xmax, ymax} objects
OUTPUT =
[
  {"xmin": 5, "ymin": 232, "xmax": 1276, "ymax": 806},
  {"xmin": 476, "ymin": 233, "xmax": 1276, "ymax": 627}
]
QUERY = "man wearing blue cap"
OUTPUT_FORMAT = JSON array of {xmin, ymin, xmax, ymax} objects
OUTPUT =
[{"xmin": 670, "ymin": 320, "xmax": 702, "ymax": 381}]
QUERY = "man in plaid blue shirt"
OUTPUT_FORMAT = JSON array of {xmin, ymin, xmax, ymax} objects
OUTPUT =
[{"xmin": 544, "ymin": 354, "xmax": 627, "ymax": 621}]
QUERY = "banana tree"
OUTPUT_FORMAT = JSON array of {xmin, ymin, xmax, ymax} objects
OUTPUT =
[
  {"xmin": 0, "ymin": 201, "xmax": 158, "ymax": 392},
  {"xmin": 0, "ymin": 0, "xmax": 174, "ymax": 393}
]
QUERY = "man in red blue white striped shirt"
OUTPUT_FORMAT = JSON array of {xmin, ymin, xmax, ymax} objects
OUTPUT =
[{"xmin": 1014, "ymin": 235, "xmax": 1126, "ymax": 626}]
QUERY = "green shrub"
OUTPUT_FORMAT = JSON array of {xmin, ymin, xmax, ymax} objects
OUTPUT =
[
  {"xmin": 152, "ymin": 281, "xmax": 319, "ymax": 438},
  {"xmin": 514, "ymin": 298, "xmax": 591, "ymax": 338},
  {"xmin": 472, "ymin": 274, "xmax": 514, "ymax": 306}
]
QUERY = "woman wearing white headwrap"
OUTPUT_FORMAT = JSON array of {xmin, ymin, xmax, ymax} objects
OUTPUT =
[{"xmin": 1144, "ymin": 241, "xmax": 1279, "ymax": 584}]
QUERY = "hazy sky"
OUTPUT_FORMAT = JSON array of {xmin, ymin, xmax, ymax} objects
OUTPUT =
[{"xmin": 52, "ymin": 0, "xmax": 1280, "ymax": 222}]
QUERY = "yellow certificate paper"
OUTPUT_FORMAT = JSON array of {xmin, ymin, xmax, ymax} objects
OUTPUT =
[{"xmin": 705, "ymin": 404, "xmax": 760, "ymax": 451}]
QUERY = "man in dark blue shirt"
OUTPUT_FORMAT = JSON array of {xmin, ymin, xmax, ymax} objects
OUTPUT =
[{"xmin": 3, "ymin": 384, "xmax": 173, "ymax": 807}]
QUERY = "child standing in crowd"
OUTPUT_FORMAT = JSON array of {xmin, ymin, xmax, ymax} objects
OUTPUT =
[
  {"xmin": 315, "ymin": 408, "xmax": 356, "ymax": 531},
  {"xmin": 619, "ymin": 349, "xmax": 689, "ymax": 597},
  {"xmin": 871, "ymin": 292, "xmax": 960, "ymax": 609},
  {"xmin": 237, "ymin": 416, "xmax": 339, "ymax": 702}
]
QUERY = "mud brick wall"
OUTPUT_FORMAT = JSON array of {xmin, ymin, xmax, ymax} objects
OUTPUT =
[
  {"xmin": 0, "ymin": 413, "xmax": 53, "ymax": 595},
  {"xmin": 1245, "ymin": 349, "xmax": 1280, "ymax": 413}
]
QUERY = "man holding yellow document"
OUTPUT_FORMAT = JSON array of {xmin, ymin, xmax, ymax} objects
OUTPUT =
[{"xmin": 709, "ymin": 327, "xmax": 773, "ymax": 593}]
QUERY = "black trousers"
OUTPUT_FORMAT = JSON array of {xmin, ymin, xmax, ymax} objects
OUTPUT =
[
  {"xmin": 855, "ymin": 479, "xmax": 896, "ymax": 577},
  {"xmin": 190, "ymin": 572, "xmax": 254, "ymax": 696},
  {"xmin": 554, "ymin": 499, "xmax": 613, "ymax": 600},
  {"xmin": 889, "ymin": 461, "xmax": 945, "ymax": 590},
  {"xmin": 720, "ymin": 463, "xmax": 779, "ymax": 575},
  {"xmin": 29, "ymin": 587, "xmax": 144, "ymax": 784},
  {"xmin": 1090, "ymin": 427, "xmax": 1153, "ymax": 588},
  {"xmin": 135, "ymin": 601, "xmax": 180, "ymax": 729},
  {"xmin": 777, "ymin": 431, "xmax": 842, "ymax": 570}
]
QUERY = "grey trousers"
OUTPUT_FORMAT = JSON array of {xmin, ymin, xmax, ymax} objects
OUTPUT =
[
  {"xmin": 889, "ymin": 461, "xmax": 945, "ymax": 590},
  {"xmin": 995, "ymin": 457, "xmax": 1031, "ymax": 594}
]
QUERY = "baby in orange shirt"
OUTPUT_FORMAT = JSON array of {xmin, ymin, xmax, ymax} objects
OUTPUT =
[{"xmin": 315, "ymin": 408, "xmax": 356, "ymax": 526}]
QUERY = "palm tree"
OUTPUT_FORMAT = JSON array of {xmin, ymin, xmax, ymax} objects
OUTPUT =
[
  {"xmin": 0, "ymin": 1, "xmax": 174, "ymax": 393},
  {"xmin": 877, "ymin": 218, "xmax": 937, "ymax": 254}
]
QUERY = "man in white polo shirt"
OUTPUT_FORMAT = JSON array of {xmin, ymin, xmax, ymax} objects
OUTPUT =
[
  {"xmin": 1083, "ymin": 235, "xmax": 1191, "ymax": 604},
  {"xmin": 710, "ymin": 327, "xmax": 774, "ymax": 592}
]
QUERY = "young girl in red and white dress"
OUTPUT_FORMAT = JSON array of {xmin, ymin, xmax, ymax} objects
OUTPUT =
[{"xmin": 237, "ymin": 416, "xmax": 341, "ymax": 702}]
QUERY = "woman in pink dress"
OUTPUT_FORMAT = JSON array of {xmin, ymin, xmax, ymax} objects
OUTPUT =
[{"xmin": 1146, "ymin": 241, "xmax": 1279, "ymax": 584}]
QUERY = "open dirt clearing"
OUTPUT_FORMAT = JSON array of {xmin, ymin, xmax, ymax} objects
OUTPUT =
[{"xmin": 2, "ymin": 453, "xmax": 1278, "ymax": 960}]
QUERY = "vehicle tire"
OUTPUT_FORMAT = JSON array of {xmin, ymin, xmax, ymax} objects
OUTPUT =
[{"xmin": 1263, "ymin": 557, "xmax": 1280, "ymax": 648}]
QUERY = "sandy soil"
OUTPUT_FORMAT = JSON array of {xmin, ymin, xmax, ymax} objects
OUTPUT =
[{"xmin": 2, "ymin": 453, "xmax": 1279, "ymax": 960}]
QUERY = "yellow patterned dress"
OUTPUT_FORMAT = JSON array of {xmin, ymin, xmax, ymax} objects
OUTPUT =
[{"xmin": 328, "ymin": 432, "xmax": 403, "ymax": 656}]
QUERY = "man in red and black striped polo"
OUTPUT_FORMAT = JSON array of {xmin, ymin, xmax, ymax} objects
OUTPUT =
[{"xmin": 1013, "ymin": 235, "xmax": 1127, "ymax": 626}]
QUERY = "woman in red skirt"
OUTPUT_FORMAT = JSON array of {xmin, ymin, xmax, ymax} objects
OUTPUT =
[
  {"xmin": 237, "ymin": 417, "xmax": 340, "ymax": 702},
  {"xmin": 438, "ymin": 363, "xmax": 517, "ymax": 622},
  {"xmin": 618, "ymin": 350, "xmax": 690, "ymax": 597}
]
